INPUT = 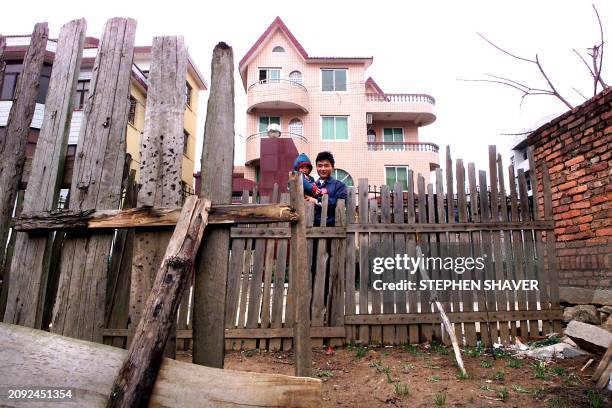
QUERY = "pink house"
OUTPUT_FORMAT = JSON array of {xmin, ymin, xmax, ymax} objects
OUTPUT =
[{"xmin": 240, "ymin": 17, "xmax": 439, "ymax": 190}]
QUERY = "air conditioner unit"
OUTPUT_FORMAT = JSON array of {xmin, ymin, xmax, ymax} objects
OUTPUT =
[{"xmin": 366, "ymin": 113, "xmax": 373, "ymax": 125}]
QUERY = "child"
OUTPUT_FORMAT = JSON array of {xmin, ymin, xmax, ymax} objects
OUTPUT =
[{"xmin": 292, "ymin": 153, "xmax": 322, "ymax": 198}]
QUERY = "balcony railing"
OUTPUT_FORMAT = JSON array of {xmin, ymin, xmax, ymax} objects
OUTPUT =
[
  {"xmin": 247, "ymin": 78, "xmax": 307, "ymax": 92},
  {"xmin": 246, "ymin": 131, "xmax": 309, "ymax": 144},
  {"xmin": 367, "ymin": 141, "xmax": 439, "ymax": 152},
  {"xmin": 366, "ymin": 93, "xmax": 436, "ymax": 105}
]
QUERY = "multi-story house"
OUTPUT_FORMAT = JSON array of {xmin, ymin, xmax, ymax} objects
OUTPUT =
[
  {"xmin": 240, "ymin": 17, "xmax": 438, "ymax": 190},
  {"xmin": 0, "ymin": 35, "xmax": 207, "ymax": 197}
]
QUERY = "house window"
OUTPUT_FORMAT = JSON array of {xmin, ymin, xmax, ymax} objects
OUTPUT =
[
  {"xmin": 385, "ymin": 166, "xmax": 409, "ymax": 190},
  {"xmin": 0, "ymin": 63, "xmax": 22, "ymax": 100},
  {"xmin": 259, "ymin": 116, "xmax": 281, "ymax": 133},
  {"xmin": 73, "ymin": 80, "xmax": 90, "ymax": 109},
  {"xmin": 128, "ymin": 96, "xmax": 137, "ymax": 126},
  {"xmin": 383, "ymin": 128, "xmax": 404, "ymax": 151},
  {"xmin": 272, "ymin": 46, "xmax": 285, "ymax": 52},
  {"xmin": 37, "ymin": 63, "xmax": 52, "ymax": 104},
  {"xmin": 183, "ymin": 129, "xmax": 189, "ymax": 155},
  {"xmin": 332, "ymin": 168, "xmax": 354, "ymax": 187},
  {"xmin": 321, "ymin": 69, "xmax": 347, "ymax": 91},
  {"xmin": 289, "ymin": 118, "xmax": 303, "ymax": 136},
  {"xmin": 289, "ymin": 70, "xmax": 303, "ymax": 86},
  {"xmin": 185, "ymin": 82, "xmax": 192, "ymax": 107},
  {"xmin": 321, "ymin": 116, "xmax": 348, "ymax": 140},
  {"xmin": 258, "ymin": 68, "xmax": 280, "ymax": 83}
]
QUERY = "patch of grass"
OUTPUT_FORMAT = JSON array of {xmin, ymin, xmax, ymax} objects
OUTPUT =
[
  {"xmin": 479, "ymin": 384, "xmax": 492, "ymax": 391},
  {"xmin": 434, "ymin": 393, "xmax": 446, "ymax": 407},
  {"xmin": 529, "ymin": 335, "xmax": 560, "ymax": 348},
  {"xmin": 497, "ymin": 387, "xmax": 509, "ymax": 401},
  {"xmin": 531, "ymin": 385, "xmax": 546, "ymax": 400},
  {"xmin": 456, "ymin": 370, "xmax": 470, "ymax": 380},
  {"xmin": 394, "ymin": 382, "xmax": 410, "ymax": 396},
  {"xmin": 511, "ymin": 384, "xmax": 529, "ymax": 394},
  {"xmin": 480, "ymin": 359, "xmax": 493, "ymax": 368},
  {"xmin": 401, "ymin": 343, "xmax": 421, "ymax": 356},
  {"xmin": 464, "ymin": 345, "xmax": 484, "ymax": 357},
  {"xmin": 431, "ymin": 341, "xmax": 449, "ymax": 355},
  {"xmin": 532, "ymin": 362, "xmax": 547, "ymax": 380},
  {"xmin": 369, "ymin": 360, "xmax": 382, "ymax": 370},
  {"xmin": 426, "ymin": 375, "xmax": 440, "ymax": 383},
  {"xmin": 587, "ymin": 389, "xmax": 603, "ymax": 408},
  {"xmin": 316, "ymin": 370, "xmax": 334, "ymax": 378},
  {"xmin": 548, "ymin": 365, "xmax": 566, "ymax": 377},
  {"xmin": 507, "ymin": 358, "xmax": 522, "ymax": 369},
  {"xmin": 549, "ymin": 396, "xmax": 570, "ymax": 408},
  {"xmin": 355, "ymin": 345, "xmax": 367, "ymax": 359},
  {"xmin": 493, "ymin": 369, "xmax": 505, "ymax": 383},
  {"xmin": 563, "ymin": 372, "xmax": 583, "ymax": 386},
  {"xmin": 402, "ymin": 363, "xmax": 415, "ymax": 372},
  {"xmin": 492, "ymin": 348, "xmax": 513, "ymax": 359},
  {"xmin": 423, "ymin": 357, "xmax": 441, "ymax": 369}
]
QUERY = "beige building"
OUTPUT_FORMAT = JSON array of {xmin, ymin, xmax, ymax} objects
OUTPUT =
[{"xmin": 239, "ymin": 17, "xmax": 438, "ymax": 189}]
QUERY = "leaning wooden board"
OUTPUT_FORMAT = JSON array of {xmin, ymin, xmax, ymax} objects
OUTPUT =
[{"xmin": 0, "ymin": 323, "xmax": 321, "ymax": 407}]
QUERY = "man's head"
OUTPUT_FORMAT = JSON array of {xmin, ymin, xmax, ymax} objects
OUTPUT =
[{"xmin": 316, "ymin": 151, "xmax": 335, "ymax": 180}]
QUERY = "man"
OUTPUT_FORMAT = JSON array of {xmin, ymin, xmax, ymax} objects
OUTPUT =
[{"xmin": 305, "ymin": 151, "xmax": 347, "ymax": 226}]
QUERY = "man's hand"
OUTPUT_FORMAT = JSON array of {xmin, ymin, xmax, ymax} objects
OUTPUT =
[{"xmin": 304, "ymin": 196, "xmax": 317, "ymax": 204}]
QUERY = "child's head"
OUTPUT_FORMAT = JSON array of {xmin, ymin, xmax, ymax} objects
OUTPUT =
[
  {"xmin": 293, "ymin": 153, "xmax": 313, "ymax": 174},
  {"xmin": 298, "ymin": 164, "xmax": 311, "ymax": 175}
]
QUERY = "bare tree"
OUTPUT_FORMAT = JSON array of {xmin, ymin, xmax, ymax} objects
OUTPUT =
[{"xmin": 461, "ymin": 4, "xmax": 608, "ymax": 109}]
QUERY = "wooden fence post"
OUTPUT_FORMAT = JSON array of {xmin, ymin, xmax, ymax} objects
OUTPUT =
[
  {"xmin": 192, "ymin": 42, "xmax": 235, "ymax": 368},
  {"xmin": 127, "ymin": 36, "xmax": 187, "ymax": 358},
  {"xmin": 50, "ymin": 18, "xmax": 136, "ymax": 342},
  {"xmin": 289, "ymin": 172, "xmax": 312, "ymax": 377},
  {"xmin": 0, "ymin": 23, "xmax": 48, "ymax": 286},
  {"xmin": 3, "ymin": 20, "xmax": 84, "ymax": 328}
]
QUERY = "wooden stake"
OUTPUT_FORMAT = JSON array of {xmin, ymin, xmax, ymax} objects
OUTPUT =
[
  {"xmin": 289, "ymin": 172, "xmax": 312, "ymax": 377},
  {"xmin": 107, "ymin": 197, "xmax": 211, "ymax": 408},
  {"xmin": 193, "ymin": 42, "xmax": 235, "ymax": 368}
]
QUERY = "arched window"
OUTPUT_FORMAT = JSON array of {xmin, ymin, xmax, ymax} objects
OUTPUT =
[
  {"xmin": 289, "ymin": 118, "xmax": 303, "ymax": 136},
  {"xmin": 289, "ymin": 70, "xmax": 303, "ymax": 86},
  {"xmin": 272, "ymin": 46, "xmax": 285, "ymax": 52},
  {"xmin": 332, "ymin": 169, "xmax": 354, "ymax": 187}
]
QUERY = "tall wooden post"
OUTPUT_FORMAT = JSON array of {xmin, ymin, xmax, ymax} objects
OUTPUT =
[
  {"xmin": 3, "ymin": 19, "xmax": 86, "ymax": 328},
  {"xmin": 51, "ymin": 18, "xmax": 136, "ymax": 342},
  {"xmin": 0, "ymin": 23, "xmax": 48, "ymax": 286},
  {"xmin": 192, "ymin": 43, "xmax": 235, "ymax": 368},
  {"xmin": 288, "ymin": 172, "xmax": 312, "ymax": 377},
  {"xmin": 127, "ymin": 36, "xmax": 187, "ymax": 358}
]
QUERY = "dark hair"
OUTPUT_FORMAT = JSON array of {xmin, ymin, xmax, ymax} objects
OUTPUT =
[{"xmin": 315, "ymin": 151, "xmax": 335, "ymax": 167}]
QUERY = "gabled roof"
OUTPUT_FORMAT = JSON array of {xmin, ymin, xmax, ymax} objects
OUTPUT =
[
  {"xmin": 239, "ymin": 16, "xmax": 373, "ymax": 89},
  {"xmin": 365, "ymin": 77, "xmax": 384, "ymax": 94}
]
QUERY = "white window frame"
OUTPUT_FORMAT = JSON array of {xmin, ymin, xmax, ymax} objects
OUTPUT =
[
  {"xmin": 289, "ymin": 70, "xmax": 303, "ymax": 86},
  {"xmin": 321, "ymin": 68, "xmax": 348, "ymax": 92},
  {"xmin": 258, "ymin": 67, "xmax": 281, "ymax": 84},
  {"xmin": 383, "ymin": 127, "xmax": 405, "ymax": 151},
  {"xmin": 384, "ymin": 165, "xmax": 410, "ymax": 191},
  {"xmin": 320, "ymin": 115, "xmax": 349, "ymax": 141},
  {"xmin": 288, "ymin": 118, "xmax": 303, "ymax": 136}
]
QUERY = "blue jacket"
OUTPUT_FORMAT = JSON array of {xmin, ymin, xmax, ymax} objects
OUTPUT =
[{"xmin": 314, "ymin": 177, "xmax": 347, "ymax": 226}]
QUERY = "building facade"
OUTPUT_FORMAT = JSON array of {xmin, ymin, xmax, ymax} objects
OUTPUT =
[
  {"xmin": 0, "ymin": 35, "xmax": 207, "ymax": 195},
  {"xmin": 240, "ymin": 17, "xmax": 439, "ymax": 189}
]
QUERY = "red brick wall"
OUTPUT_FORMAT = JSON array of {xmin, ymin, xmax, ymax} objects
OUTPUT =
[{"xmin": 528, "ymin": 89, "xmax": 611, "ymax": 289}]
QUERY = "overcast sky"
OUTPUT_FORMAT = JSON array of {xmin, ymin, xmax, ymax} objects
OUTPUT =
[{"xmin": 2, "ymin": 0, "xmax": 610, "ymax": 176}]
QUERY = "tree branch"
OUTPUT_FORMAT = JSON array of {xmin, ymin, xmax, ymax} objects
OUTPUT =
[
  {"xmin": 535, "ymin": 54, "xmax": 573, "ymax": 109},
  {"xmin": 477, "ymin": 32, "xmax": 536, "ymax": 63},
  {"xmin": 592, "ymin": 4, "xmax": 607, "ymax": 90}
]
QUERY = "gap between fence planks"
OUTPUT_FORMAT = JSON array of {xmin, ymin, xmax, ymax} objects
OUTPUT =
[
  {"xmin": 107, "ymin": 197, "xmax": 211, "ymax": 408},
  {"xmin": 3, "ymin": 19, "xmax": 85, "ymax": 329}
]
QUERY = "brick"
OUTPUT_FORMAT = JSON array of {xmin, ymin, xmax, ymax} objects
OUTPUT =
[
  {"xmin": 558, "ymin": 180, "xmax": 578, "ymax": 191},
  {"xmin": 570, "ymin": 201, "xmax": 591, "ymax": 210},
  {"xmin": 565, "ymin": 155, "xmax": 584, "ymax": 167},
  {"xmin": 566, "ymin": 185, "xmax": 588, "ymax": 195},
  {"xmin": 596, "ymin": 228, "xmax": 612, "ymax": 237}
]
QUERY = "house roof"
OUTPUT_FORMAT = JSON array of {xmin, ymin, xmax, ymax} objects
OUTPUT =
[
  {"xmin": 133, "ymin": 46, "xmax": 208, "ymax": 90},
  {"xmin": 239, "ymin": 16, "xmax": 373, "ymax": 89},
  {"xmin": 365, "ymin": 77, "xmax": 384, "ymax": 94}
]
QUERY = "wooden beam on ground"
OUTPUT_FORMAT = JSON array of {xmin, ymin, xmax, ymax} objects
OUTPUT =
[
  {"xmin": 289, "ymin": 172, "xmax": 312, "ymax": 377},
  {"xmin": 0, "ymin": 23, "xmax": 48, "ymax": 286},
  {"xmin": 13, "ymin": 203, "xmax": 296, "ymax": 231},
  {"xmin": 0, "ymin": 323, "xmax": 322, "ymax": 407},
  {"xmin": 3, "ymin": 19, "xmax": 85, "ymax": 329},
  {"xmin": 127, "ymin": 36, "xmax": 188, "ymax": 359},
  {"xmin": 50, "ymin": 18, "xmax": 137, "ymax": 343},
  {"xmin": 193, "ymin": 42, "xmax": 235, "ymax": 368},
  {"xmin": 107, "ymin": 197, "xmax": 210, "ymax": 408}
]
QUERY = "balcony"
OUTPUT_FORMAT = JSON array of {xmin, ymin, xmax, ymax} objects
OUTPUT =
[
  {"xmin": 367, "ymin": 141, "xmax": 440, "ymax": 172},
  {"xmin": 366, "ymin": 93, "xmax": 436, "ymax": 125},
  {"xmin": 245, "ymin": 131, "xmax": 310, "ymax": 164},
  {"xmin": 247, "ymin": 79, "xmax": 309, "ymax": 113}
]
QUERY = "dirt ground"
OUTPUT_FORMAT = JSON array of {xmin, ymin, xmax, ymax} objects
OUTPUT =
[{"xmin": 178, "ymin": 344, "xmax": 610, "ymax": 407}]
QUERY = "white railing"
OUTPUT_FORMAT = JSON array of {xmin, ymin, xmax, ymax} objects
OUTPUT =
[
  {"xmin": 366, "ymin": 141, "xmax": 439, "ymax": 153},
  {"xmin": 247, "ymin": 78, "xmax": 307, "ymax": 92},
  {"xmin": 246, "ymin": 131, "xmax": 309, "ymax": 144},
  {"xmin": 366, "ymin": 93, "xmax": 436, "ymax": 105}
]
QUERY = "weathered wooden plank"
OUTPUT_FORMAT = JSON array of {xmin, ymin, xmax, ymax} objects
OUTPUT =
[
  {"xmin": 435, "ymin": 167, "xmax": 451, "ymax": 345},
  {"xmin": 489, "ymin": 146, "xmax": 510, "ymax": 345},
  {"xmin": 0, "ymin": 190, "xmax": 24, "ymax": 318},
  {"xmin": 289, "ymin": 172, "xmax": 312, "ymax": 377},
  {"xmin": 393, "ymin": 182, "xmax": 408, "ymax": 344},
  {"xmin": 192, "ymin": 43, "xmax": 235, "ymax": 368},
  {"xmin": 380, "ymin": 186, "xmax": 395, "ymax": 344},
  {"xmin": 108, "ymin": 197, "xmax": 210, "ymax": 408},
  {"xmin": 245, "ymin": 238, "xmax": 266, "ymax": 330},
  {"xmin": 0, "ymin": 35, "xmax": 6, "ymax": 92},
  {"xmin": 369, "ymin": 197, "xmax": 382, "ymax": 345},
  {"xmin": 3, "ymin": 20, "xmax": 84, "ymax": 329},
  {"xmin": 328, "ymin": 200, "xmax": 346, "ymax": 347},
  {"xmin": 406, "ymin": 170, "xmax": 419, "ymax": 344},
  {"xmin": 357, "ymin": 179, "xmax": 370, "ymax": 344},
  {"xmin": 261, "ymin": 193, "xmax": 278, "ymax": 332},
  {"xmin": 426, "ymin": 182, "xmax": 443, "ymax": 343},
  {"xmin": 345, "ymin": 309, "xmax": 564, "ymax": 324},
  {"xmin": 2, "ymin": 323, "xmax": 322, "ymax": 408},
  {"xmin": 311, "ymin": 195, "xmax": 328, "ymax": 348},
  {"xmin": 344, "ymin": 187, "xmax": 357, "ymax": 343},
  {"xmin": 270, "ymin": 192, "xmax": 290, "ymax": 351},
  {"xmin": 236, "ymin": 192, "xmax": 252, "ymax": 333},
  {"xmin": 51, "ymin": 18, "xmax": 137, "ymax": 343},
  {"xmin": 0, "ymin": 23, "xmax": 48, "ymax": 282},
  {"xmin": 103, "ymin": 326, "xmax": 346, "ymax": 340},
  {"xmin": 417, "ymin": 174, "xmax": 433, "ymax": 342},
  {"xmin": 128, "ymin": 36, "xmax": 187, "ymax": 359}
]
